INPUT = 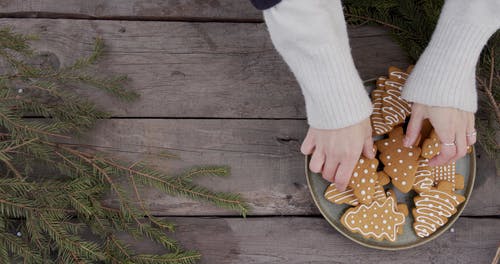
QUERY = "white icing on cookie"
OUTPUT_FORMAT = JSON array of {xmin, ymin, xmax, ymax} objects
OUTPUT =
[
  {"xmin": 431, "ymin": 162, "xmax": 459, "ymax": 190},
  {"xmin": 413, "ymin": 189, "xmax": 463, "ymax": 237},
  {"xmin": 324, "ymin": 183, "xmax": 359, "ymax": 206},
  {"xmin": 343, "ymin": 197, "xmax": 405, "ymax": 241},
  {"xmin": 413, "ymin": 159, "xmax": 433, "ymax": 192},
  {"xmin": 389, "ymin": 70, "xmax": 409, "ymax": 80}
]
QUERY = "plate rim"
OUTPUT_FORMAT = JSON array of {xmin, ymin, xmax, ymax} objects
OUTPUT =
[{"xmin": 304, "ymin": 146, "xmax": 476, "ymax": 250}]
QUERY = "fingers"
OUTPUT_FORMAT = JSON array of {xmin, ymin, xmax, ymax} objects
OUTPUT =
[
  {"xmin": 450, "ymin": 131, "xmax": 467, "ymax": 161},
  {"xmin": 404, "ymin": 111, "xmax": 424, "ymax": 147},
  {"xmin": 322, "ymin": 157, "xmax": 340, "ymax": 183},
  {"xmin": 309, "ymin": 150, "xmax": 325, "ymax": 173},
  {"xmin": 362, "ymin": 136, "xmax": 375, "ymax": 159},
  {"xmin": 429, "ymin": 123, "xmax": 456, "ymax": 166},
  {"xmin": 335, "ymin": 156, "xmax": 359, "ymax": 191},
  {"xmin": 466, "ymin": 114, "xmax": 477, "ymax": 146},
  {"xmin": 429, "ymin": 143, "xmax": 455, "ymax": 166},
  {"xmin": 300, "ymin": 131, "xmax": 315, "ymax": 155}
]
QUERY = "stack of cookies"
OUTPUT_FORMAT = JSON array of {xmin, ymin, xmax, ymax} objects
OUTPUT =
[{"xmin": 323, "ymin": 66, "xmax": 467, "ymax": 242}]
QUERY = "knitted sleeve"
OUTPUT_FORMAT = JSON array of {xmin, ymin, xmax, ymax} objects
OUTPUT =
[
  {"xmin": 401, "ymin": 0, "xmax": 500, "ymax": 113},
  {"xmin": 263, "ymin": 0, "xmax": 372, "ymax": 129}
]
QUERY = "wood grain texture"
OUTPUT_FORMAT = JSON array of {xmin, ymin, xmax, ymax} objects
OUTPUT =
[
  {"xmin": 116, "ymin": 216, "xmax": 500, "ymax": 264},
  {"xmin": 0, "ymin": 18, "xmax": 408, "ymax": 118},
  {"xmin": 69, "ymin": 119, "xmax": 499, "ymax": 216},
  {"xmin": 0, "ymin": 0, "xmax": 262, "ymax": 21}
]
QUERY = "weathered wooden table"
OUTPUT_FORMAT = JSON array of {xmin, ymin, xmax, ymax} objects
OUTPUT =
[{"xmin": 1, "ymin": 1, "xmax": 499, "ymax": 263}]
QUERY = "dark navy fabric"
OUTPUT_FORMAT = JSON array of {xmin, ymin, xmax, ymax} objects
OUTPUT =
[{"xmin": 249, "ymin": 0, "xmax": 282, "ymax": 10}]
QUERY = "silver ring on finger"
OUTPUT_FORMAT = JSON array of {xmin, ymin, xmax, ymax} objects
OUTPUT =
[
  {"xmin": 466, "ymin": 130, "xmax": 477, "ymax": 137},
  {"xmin": 441, "ymin": 141, "xmax": 456, "ymax": 147}
]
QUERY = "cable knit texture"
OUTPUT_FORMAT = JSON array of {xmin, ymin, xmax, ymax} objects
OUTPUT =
[
  {"xmin": 402, "ymin": 0, "xmax": 500, "ymax": 113},
  {"xmin": 263, "ymin": 0, "xmax": 372, "ymax": 129}
]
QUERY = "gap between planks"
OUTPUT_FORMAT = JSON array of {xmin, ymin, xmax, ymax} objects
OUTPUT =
[{"xmin": 0, "ymin": 12, "xmax": 264, "ymax": 23}]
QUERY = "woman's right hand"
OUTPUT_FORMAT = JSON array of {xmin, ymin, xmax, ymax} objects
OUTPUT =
[{"xmin": 301, "ymin": 118, "xmax": 375, "ymax": 191}]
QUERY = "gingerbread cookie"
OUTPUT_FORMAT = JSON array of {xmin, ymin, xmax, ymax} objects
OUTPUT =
[
  {"xmin": 380, "ymin": 67, "xmax": 412, "ymax": 128},
  {"xmin": 324, "ymin": 183, "xmax": 359, "ymax": 206},
  {"xmin": 341, "ymin": 196, "xmax": 406, "ymax": 242},
  {"xmin": 386, "ymin": 189, "xmax": 409, "ymax": 235},
  {"xmin": 348, "ymin": 157, "xmax": 379, "ymax": 205},
  {"xmin": 371, "ymin": 77, "xmax": 392, "ymax": 136},
  {"xmin": 413, "ymin": 158, "xmax": 434, "ymax": 193},
  {"xmin": 377, "ymin": 171, "xmax": 391, "ymax": 186},
  {"xmin": 388, "ymin": 65, "xmax": 413, "ymax": 81},
  {"xmin": 431, "ymin": 162, "xmax": 465, "ymax": 191},
  {"xmin": 376, "ymin": 126, "xmax": 421, "ymax": 193},
  {"xmin": 421, "ymin": 130, "xmax": 440, "ymax": 159},
  {"xmin": 412, "ymin": 181, "xmax": 465, "ymax": 238}
]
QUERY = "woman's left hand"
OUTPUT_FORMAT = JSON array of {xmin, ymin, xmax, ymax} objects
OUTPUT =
[{"xmin": 402, "ymin": 103, "xmax": 476, "ymax": 166}]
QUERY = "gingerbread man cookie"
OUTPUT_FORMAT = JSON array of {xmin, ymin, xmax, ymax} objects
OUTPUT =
[
  {"xmin": 412, "ymin": 181, "xmax": 465, "ymax": 238},
  {"xmin": 341, "ymin": 196, "xmax": 406, "ymax": 242},
  {"xmin": 386, "ymin": 189, "xmax": 409, "ymax": 235},
  {"xmin": 376, "ymin": 126, "xmax": 421, "ymax": 193}
]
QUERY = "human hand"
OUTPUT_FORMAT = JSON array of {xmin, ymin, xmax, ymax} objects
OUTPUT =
[
  {"xmin": 403, "ymin": 103, "xmax": 476, "ymax": 167},
  {"xmin": 301, "ymin": 118, "xmax": 375, "ymax": 191}
]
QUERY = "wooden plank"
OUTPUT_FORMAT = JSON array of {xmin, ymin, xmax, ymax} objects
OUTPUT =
[
  {"xmin": 71, "ymin": 119, "xmax": 499, "ymax": 216},
  {"xmin": 0, "ymin": 18, "xmax": 408, "ymax": 118},
  {"xmin": 116, "ymin": 216, "xmax": 500, "ymax": 263},
  {"xmin": 0, "ymin": 0, "xmax": 262, "ymax": 21}
]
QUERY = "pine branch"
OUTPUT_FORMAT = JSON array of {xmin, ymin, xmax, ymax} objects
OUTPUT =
[{"xmin": 0, "ymin": 27, "xmax": 250, "ymax": 263}]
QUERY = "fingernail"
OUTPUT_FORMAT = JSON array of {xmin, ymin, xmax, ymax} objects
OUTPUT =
[{"xmin": 403, "ymin": 137, "xmax": 410, "ymax": 147}]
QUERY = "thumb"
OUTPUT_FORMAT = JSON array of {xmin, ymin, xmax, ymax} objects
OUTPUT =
[
  {"xmin": 362, "ymin": 136, "xmax": 375, "ymax": 159},
  {"xmin": 404, "ymin": 113, "xmax": 423, "ymax": 147}
]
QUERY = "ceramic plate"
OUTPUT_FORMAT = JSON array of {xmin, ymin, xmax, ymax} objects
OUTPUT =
[{"xmin": 305, "ymin": 146, "xmax": 476, "ymax": 250}]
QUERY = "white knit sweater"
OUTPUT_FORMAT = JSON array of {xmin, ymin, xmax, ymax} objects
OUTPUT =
[{"xmin": 263, "ymin": 0, "xmax": 500, "ymax": 130}]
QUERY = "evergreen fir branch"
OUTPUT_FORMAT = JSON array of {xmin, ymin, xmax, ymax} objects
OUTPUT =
[
  {"xmin": 344, "ymin": 13, "xmax": 408, "ymax": 33},
  {"xmin": 0, "ymin": 27, "xmax": 37, "ymax": 55},
  {"xmin": 38, "ymin": 213, "xmax": 104, "ymax": 262},
  {"xmin": 131, "ymin": 251, "xmax": 201, "ymax": 264},
  {"xmin": 67, "ymin": 37, "xmax": 105, "ymax": 70},
  {"xmin": 178, "ymin": 166, "xmax": 230, "ymax": 181},
  {"xmin": 0, "ymin": 231, "xmax": 44, "ymax": 263},
  {"xmin": 0, "ymin": 27, "xmax": 250, "ymax": 263},
  {"xmin": 103, "ymin": 159, "xmax": 249, "ymax": 216},
  {"xmin": 129, "ymin": 170, "xmax": 175, "ymax": 232}
]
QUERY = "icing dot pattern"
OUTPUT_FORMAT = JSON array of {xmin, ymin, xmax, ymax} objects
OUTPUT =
[
  {"xmin": 421, "ymin": 130, "xmax": 441, "ymax": 159},
  {"xmin": 341, "ymin": 197, "xmax": 405, "ymax": 242},
  {"xmin": 376, "ymin": 126, "xmax": 421, "ymax": 193},
  {"xmin": 348, "ymin": 157, "xmax": 379, "ymax": 205},
  {"xmin": 430, "ymin": 162, "xmax": 465, "ymax": 191}
]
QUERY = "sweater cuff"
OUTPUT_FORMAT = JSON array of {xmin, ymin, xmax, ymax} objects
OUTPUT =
[
  {"xmin": 402, "ymin": 17, "xmax": 498, "ymax": 113},
  {"xmin": 286, "ymin": 44, "xmax": 373, "ymax": 129}
]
